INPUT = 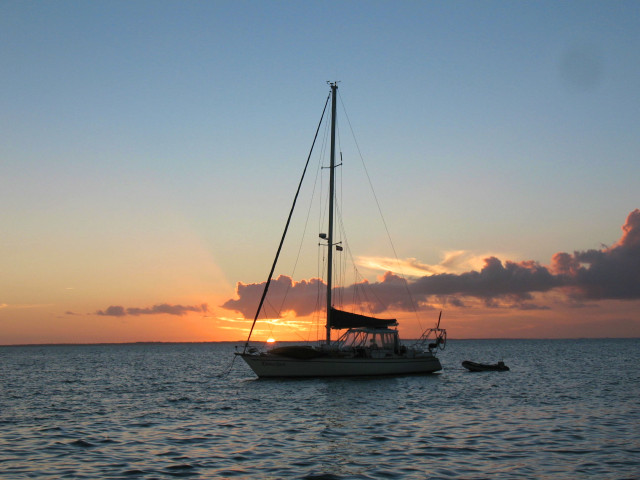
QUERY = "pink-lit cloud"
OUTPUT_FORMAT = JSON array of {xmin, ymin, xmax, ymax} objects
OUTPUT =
[
  {"xmin": 222, "ymin": 209, "xmax": 640, "ymax": 317},
  {"xmin": 551, "ymin": 208, "xmax": 640, "ymax": 300},
  {"xmin": 96, "ymin": 303, "xmax": 209, "ymax": 317}
]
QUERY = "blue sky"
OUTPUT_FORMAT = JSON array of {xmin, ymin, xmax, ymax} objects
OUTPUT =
[{"xmin": 1, "ymin": 1, "xmax": 639, "ymax": 342}]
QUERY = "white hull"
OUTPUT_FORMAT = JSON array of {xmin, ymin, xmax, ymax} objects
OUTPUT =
[{"xmin": 237, "ymin": 353, "xmax": 442, "ymax": 378}]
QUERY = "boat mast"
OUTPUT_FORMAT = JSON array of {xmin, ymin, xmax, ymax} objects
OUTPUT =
[
  {"xmin": 241, "ymin": 93, "xmax": 330, "ymax": 353},
  {"xmin": 326, "ymin": 82, "xmax": 338, "ymax": 345}
]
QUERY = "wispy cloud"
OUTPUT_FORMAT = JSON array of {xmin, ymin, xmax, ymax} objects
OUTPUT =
[
  {"xmin": 96, "ymin": 303, "xmax": 209, "ymax": 317},
  {"xmin": 222, "ymin": 209, "xmax": 640, "ymax": 316},
  {"xmin": 357, "ymin": 250, "xmax": 508, "ymax": 277},
  {"xmin": 0, "ymin": 303, "xmax": 54, "ymax": 310}
]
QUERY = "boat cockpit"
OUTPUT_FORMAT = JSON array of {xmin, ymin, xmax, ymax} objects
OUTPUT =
[{"xmin": 335, "ymin": 327, "xmax": 404, "ymax": 357}]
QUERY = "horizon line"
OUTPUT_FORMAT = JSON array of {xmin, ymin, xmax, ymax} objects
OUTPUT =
[{"xmin": 2, "ymin": 337, "xmax": 638, "ymax": 347}]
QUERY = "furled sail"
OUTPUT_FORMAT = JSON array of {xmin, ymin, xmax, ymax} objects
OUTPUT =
[{"xmin": 329, "ymin": 308, "xmax": 398, "ymax": 330}]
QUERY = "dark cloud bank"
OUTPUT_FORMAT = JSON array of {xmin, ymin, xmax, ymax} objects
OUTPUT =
[
  {"xmin": 223, "ymin": 209, "xmax": 640, "ymax": 316},
  {"xmin": 96, "ymin": 304, "xmax": 208, "ymax": 317}
]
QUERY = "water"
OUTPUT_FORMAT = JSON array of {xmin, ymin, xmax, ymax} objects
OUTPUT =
[{"xmin": 1, "ymin": 339, "xmax": 638, "ymax": 479}]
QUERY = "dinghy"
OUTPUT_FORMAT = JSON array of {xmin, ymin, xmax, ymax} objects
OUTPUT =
[{"xmin": 462, "ymin": 360, "xmax": 509, "ymax": 372}]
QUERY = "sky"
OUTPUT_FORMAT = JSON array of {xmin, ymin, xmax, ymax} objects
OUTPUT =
[{"xmin": 1, "ymin": 1, "xmax": 639, "ymax": 344}]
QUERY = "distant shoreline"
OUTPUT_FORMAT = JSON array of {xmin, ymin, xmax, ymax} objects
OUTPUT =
[{"xmin": 2, "ymin": 337, "xmax": 638, "ymax": 347}]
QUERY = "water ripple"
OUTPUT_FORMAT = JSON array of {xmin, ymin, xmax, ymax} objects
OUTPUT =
[{"xmin": 1, "ymin": 340, "xmax": 639, "ymax": 479}]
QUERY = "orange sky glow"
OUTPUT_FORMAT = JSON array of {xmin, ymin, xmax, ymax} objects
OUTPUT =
[
  {"xmin": 206, "ymin": 209, "xmax": 639, "ymax": 343},
  {"xmin": 2, "ymin": 210, "xmax": 639, "ymax": 344}
]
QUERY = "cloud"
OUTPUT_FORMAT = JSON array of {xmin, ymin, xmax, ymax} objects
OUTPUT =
[
  {"xmin": 357, "ymin": 250, "xmax": 507, "ymax": 277},
  {"xmin": 96, "ymin": 303, "xmax": 208, "ymax": 317},
  {"xmin": 96, "ymin": 305, "xmax": 126, "ymax": 317},
  {"xmin": 222, "ymin": 209, "xmax": 640, "ymax": 317},
  {"xmin": 551, "ymin": 208, "xmax": 640, "ymax": 300},
  {"xmin": 410, "ymin": 256, "xmax": 560, "ymax": 305},
  {"xmin": 419, "ymin": 210, "xmax": 640, "ymax": 305},
  {"xmin": 221, "ymin": 275, "xmax": 323, "ymax": 318}
]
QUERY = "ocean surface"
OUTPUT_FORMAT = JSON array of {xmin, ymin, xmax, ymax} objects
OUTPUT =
[{"xmin": 1, "ymin": 339, "xmax": 639, "ymax": 479}]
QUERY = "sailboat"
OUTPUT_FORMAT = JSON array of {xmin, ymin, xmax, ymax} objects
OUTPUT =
[{"xmin": 235, "ymin": 83, "xmax": 446, "ymax": 378}]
